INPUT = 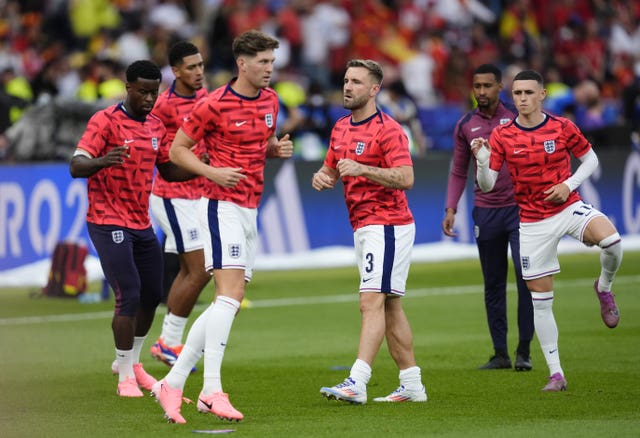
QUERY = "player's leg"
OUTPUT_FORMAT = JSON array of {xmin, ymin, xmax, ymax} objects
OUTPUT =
[
  {"xmin": 520, "ymin": 219, "xmax": 565, "ymax": 391},
  {"xmin": 167, "ymin": 249, "xmax": 210, "ymax": 321},
  {"xmin": 152, "ymin": 249, "xmax": 211, "ymax": 365},
  {"xmin": 197, "ymin": 200, "xmax": 250, "ymax": 421},
  {"xmin": 153, "ymin": 305, "xmax": 211, "ymax": 424},
  {"xmin": 150, "ymin": 196, "xmax": 211, "ymax": 365},
  {"xmin": 130, "ymin": 227, "xmax": 164, "ymax": 391},
  {"xmin": 320, "ymin": 291, "xmax": 382, "ymax": 405},
  {"xmin": 373, "ymin": 295, "xmax": 427, "ymax": 402},
  {"xmin": 506, "ymin": 206, "xmax": 534, "ymax": 371},
  {"xmin": 88, "ymin": 223, "xmax": 144, "ymax": 397},
  {"xmin": 580, "ymin": 213, "xmax": 622, "ymax": 328},
  {"xmin": 473, "ymin": 206, "xmax": 511, "ymax": 369},
  {"xmin": 320, "ymin": 225, "xmax": 387, "ymax": 404},
  {"xmin": 374, "ymin": 223, "xmax": 425, "ymax": 402}
]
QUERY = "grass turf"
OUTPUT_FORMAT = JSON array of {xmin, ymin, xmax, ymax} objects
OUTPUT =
[{"xmin": 1, "ymin": 252, "xmax": 638, "ymax": 437}]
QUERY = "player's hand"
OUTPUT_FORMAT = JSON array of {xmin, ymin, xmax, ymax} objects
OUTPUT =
[
  {"xmin": 312, "ymin": 170, "xmax": 336, "ymax": 191},
  {"xmin": 336, "ymin": 158, "xmax": 363, "ymax": 177},
  {"xmin": 543, "ymin": 183, "xmax": 570, "ymax": 204},
  {"xmin": 101, "ymin": 145, "xmax": 130, "ymax": 167},
  {"xmin": 207, "ymin": 167, "xmax": 246, "ymax": 188},
  {"xmin": 442, "ymin": 209, "xmax": 456, "ymax": 237},
  {"xmin": 470, "ymin": 137, "xmax": 490, "ymax": 163},
  {"xmin": 276, "ymin": 133, "xmax": 294, "ymax": 158}
]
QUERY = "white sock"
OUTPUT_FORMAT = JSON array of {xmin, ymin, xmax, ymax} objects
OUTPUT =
[
  {"xmin": 162, "ymin": 313, "xmax": 188, "ymax": 347},
  {"xmin": 202, "ymin": 296, "xmax": 240, "ymax": 395},
  {"xmin": 116, "ymin": 348, "xmax": 134, "ymax": 382},
  {"xmin": 399, "ymin": 366, "xmax": 423, "ymax": 391},
  {"xmin": 132, "ymin": 336, "xmax": 146, "ymax": 364},
  {"xmin": 598, "ymin": 233, "xmax": 622, "ymax": 292},
  {"xmin": 166, "ymin": 305, "xmax": 210, "ymax": 390},
  {"xmin": 349, "ymin": 358, "xmax": 371, "ymax": 389},
  {"xmin": 532, "ymin": 291, "xmax": 563, "ymax": 376}
]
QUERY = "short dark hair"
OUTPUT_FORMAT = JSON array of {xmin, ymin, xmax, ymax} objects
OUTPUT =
[
  {"xmin": 346, "ymin": 59, "xmax": 384, "ymax": 85},
  {"xmin": 513, "ymin": 69, "xmax": 544, "ymax": 85},
  {"xmin": 126, "ymin": 60, "xmax": 162, "ymax": 83},
  {"xmin": 232, "ymin": 30, "xmax": 279, "ymax": 59},
  {"xmin": 168, "ymin": 41, "xmax": 200, "ymax": 67},
  {"xmin": 473, "ymin": 64, "xmax": 502, "ymax": 82}
]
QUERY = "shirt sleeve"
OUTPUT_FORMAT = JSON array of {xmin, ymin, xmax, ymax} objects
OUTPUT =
[
  {"xmin": 445, "ymin": 120, "xmax": 471, "ymax": 211},
  {"xmin": 76, "ymin": 112, "xmax": 108, "ymax": 157}
]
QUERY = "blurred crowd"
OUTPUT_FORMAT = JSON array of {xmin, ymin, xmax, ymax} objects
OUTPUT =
[{"xmin": 1, "ymin": 0, "xmax": 640, "ymax": 161}]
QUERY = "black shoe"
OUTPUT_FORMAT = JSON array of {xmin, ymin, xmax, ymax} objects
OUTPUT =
[
  {"xmin": 514, "ymin": 354, "xmax": 532, "ymax": 371},
  {"xmin": 478, "ymin": 355, "xmax": 512, "ymax": 370}
]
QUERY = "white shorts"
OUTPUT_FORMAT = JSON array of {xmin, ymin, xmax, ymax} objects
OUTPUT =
[
  {"xmin": 520, "ymin": 201, "xmax": 604, "ymax": 280},
  {"xmin": 200, "ymin": 199, "xmax": 257, "ymax": 282},
  {"xmin": 354, "ymin": 223, "xmax": 415, "ymax": 296},
  {"xmin": 150, "ymin": 194, "xmax": 204, "ymax": 254}
]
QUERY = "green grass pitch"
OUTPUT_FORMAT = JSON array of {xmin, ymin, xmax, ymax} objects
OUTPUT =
[{"xmin": 1, "ymin": 252, "xmax": 639, "ymax": 437}]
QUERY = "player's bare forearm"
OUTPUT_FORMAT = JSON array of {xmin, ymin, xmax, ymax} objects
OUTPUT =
[
  {"xmin": 169, "ymin": 129, "xmax": 206, "ymax": 175},
  {"xmin": 362, "ymin": 165, "xmax": 413, "ymax": 190},
  {"xmin": 157, "ymin": 161, "xmax": 197, "ymax": 182},
  {"xmin": 337, "ymin": 158, "xmax": 413, "ymax": 190},
  {"xmin": 69, "ymin": 146, "xmax": 129, "ymax": 178}
]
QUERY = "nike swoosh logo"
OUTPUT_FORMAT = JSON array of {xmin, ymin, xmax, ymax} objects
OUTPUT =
[
  {"xmin": 124, "ymin": 139, "xmax": 134, "ymax": 144},
  {"xmin": 199, "ymin": 399, "xmax": 212, "ymax": 410},
  {"xmin": 548, "ymin": 349, "xmax": 558, "ymax": 354},
  {"xmin": 471, "ymin": 127, "xmax": 481, "ymax": 132},
  {"xmin": 235, "ymin": 121, "xmax": 247, "ymax": 127},
  {"xmin": 362, "ymin": 278, "xmax": 372, "ymax": 283},
  {"xmin": 514, "ymin": 148, "xmax": 525, "ymax": 154}
]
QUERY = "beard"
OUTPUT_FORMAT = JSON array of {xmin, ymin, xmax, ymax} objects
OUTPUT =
[{"xmin": 343, "ymin": 93, "xmax": 368, "ymax": 110}]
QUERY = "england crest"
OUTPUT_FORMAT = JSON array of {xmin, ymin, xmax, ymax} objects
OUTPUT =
[
  {"xmin": 265, "ymin": 113, "xmax": 274, "ymax": 128},
  {"xmin": 188, "ymin": 228, "xmax": 199, "ymax": 241},
  {"xmin": 112, "ymin": 230, "xmax": 124, "ymax": 244},
  {"xmin": 543, "ymin": 140, "xmax": 555, "ymax": 153},
  {"xmin": 151, "ymin": 137, "xmax": 158, "ymax": 150},
  {"xmin": 521, "ymin": 256, "xmax": 530, "ymax": 270},
  {"xmin": 228, "ymin": 244, "xmax": 241, "ymax": 259},
  {"xmin": 355, "ymin": 141, "xmax": 366, "ymax": 155},
  {"xmin": 499, "ymin": 118, "xmax": 511, "ymax": 125}
]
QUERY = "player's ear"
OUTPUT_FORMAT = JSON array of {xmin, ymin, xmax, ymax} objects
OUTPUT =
[
  {"xmin": 371, "ymin": 83, "xmax": 380, "ymax": 97},
  {"xmin": 237, "ymin": 56, "xmax": 246, "ymax": 72}
]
